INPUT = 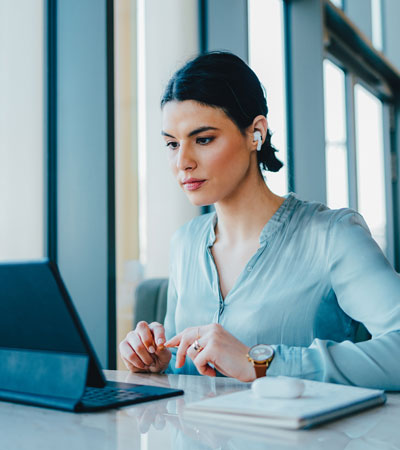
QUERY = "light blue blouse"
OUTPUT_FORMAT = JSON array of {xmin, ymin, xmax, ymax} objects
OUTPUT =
[{"xmin": 164, "ymin": 193, "xmax": 400, "ymax": 389}]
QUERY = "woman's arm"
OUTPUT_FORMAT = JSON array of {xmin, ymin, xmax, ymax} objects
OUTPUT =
[{"xmin": 268, "ymin": 211, "xmax": 400, "ymax": 389}]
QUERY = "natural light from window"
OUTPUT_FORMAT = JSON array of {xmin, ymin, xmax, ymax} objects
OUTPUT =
[
  {"xmin": 248, "ymin": 0, "xmax": 288, "ymax": 196},
  {"xmin": 354, "ymin": 84, "xmax": 387, "ymax": 254},
  {"xmin": 0, "ymin": 0, "xmax": 44, "ymax": 260},
  {"xmin": 323, "ymin": 59, "xmax": 349, "ymax": 209}
]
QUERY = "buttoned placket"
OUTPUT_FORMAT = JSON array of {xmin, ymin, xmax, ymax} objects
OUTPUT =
[
  {"xmin": 207, "ymin": 246, "xmax": 224, "ymax": 323},
  {"xmin": 205, "ymin": 194, "xmax": 293, "ymax": 324},
  {"xmin": 207, "ymin": 240, "xmax": 269, "ymax": 324}
]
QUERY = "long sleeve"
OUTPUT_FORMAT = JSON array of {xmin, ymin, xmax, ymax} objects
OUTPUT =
[{"xmin": 269, "ymin": 211, "xmax": 400, "ymax": 390}]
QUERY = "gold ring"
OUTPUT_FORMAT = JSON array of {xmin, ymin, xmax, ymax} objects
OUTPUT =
[{"xmin": 192, "ymin": 339, "xmax": 203, "ymax": 352}]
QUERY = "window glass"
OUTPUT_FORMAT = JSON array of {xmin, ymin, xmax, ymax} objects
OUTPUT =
[
  {"xmin": 371, "ymin": 0, "xmax": 383, "ymax": 51},
  {"xmin": 248, "ymin": 0, "xmax": 288, "ymax": 195},
  {"xmin": 323, "ymin": 59, "xmax": 349, "ymax": 209},
  {"xmin": 114, "ymin": 0, "xmax": 199, "ymax": 368},
  {"xmin": 354, "ymin": 84, "xmax": 386, "ymax": 253},
  {"xmin": 330, "ymin": 0, "xmax": 343, "ymax": 8},
  {"xmin": 0, "ymin": 0, "xmax": 44, "ymax": 260},
  {"xmin": 114, "ymin": 0, "xmax": 141, "ymax": 369}
]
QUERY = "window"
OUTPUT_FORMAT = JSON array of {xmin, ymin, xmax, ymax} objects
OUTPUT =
[
  {"xmin": 323, "ymin": 0, "xmax": 396, "ymax": 261},
  {"xmin": 330, "ymin": 0, "xmax": 343, "ymax": 8},
  {"xmin": 248, "ymin": 0, "xmax": 288, "ymax": 195},
  {"xmin": 354, "ymin": 84, "xmax": 387, "ymax": 253},
  {"xmin": 114, "ymin": 0, "xmax": 199, "ymax": 368},
  {"xmin": 0, "ymin": 0, "xmax": 44, "ymax": 260},
  {"xmin": 371, "ymin": 0, "xmax": 383, "ymax": 51},
  {"xmin": 323, "ymin": 59, "xmax": 349, "ymax": 209}
]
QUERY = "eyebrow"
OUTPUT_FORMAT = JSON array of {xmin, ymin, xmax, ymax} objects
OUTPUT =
[{"xmin": 161, "ymin": 126, "xmax": 219, "ymax": 139}]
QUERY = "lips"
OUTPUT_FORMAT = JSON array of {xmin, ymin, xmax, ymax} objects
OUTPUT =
[{"xmin": 182, "ymin": 178, "xmax": 206, "ymax": 191}]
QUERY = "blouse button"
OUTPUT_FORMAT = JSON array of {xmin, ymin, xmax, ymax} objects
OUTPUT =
[{"xmin": 247, "ymin": 265, "xmax": 253, "ymax": 272}]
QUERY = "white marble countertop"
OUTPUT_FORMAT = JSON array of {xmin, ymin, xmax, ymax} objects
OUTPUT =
[{"xmin": 1, "ymin": 370, "xmax": 399, "ymax": 450}]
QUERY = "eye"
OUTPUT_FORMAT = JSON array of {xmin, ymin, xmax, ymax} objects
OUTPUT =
[
  {"xmin": 196, "ymin": 136, "xmax": 214, "ymax": 145},
  {"xmin": 165, "ymin": 141, "xmax": 179, "ymax": 150}
]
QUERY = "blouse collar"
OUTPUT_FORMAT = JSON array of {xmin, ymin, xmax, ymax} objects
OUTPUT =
[{"xmin": 207, "ymin": 192, "xmax": 298, "ymax": 247}]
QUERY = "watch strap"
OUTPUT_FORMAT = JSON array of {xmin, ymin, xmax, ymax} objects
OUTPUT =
[
  {"xmin": 251, "ymin": 355, "xmax": 273, "ymax": 378},
  {"xmin": 254, "ymin": 363, "xmax": 267, "ymax": 378}
]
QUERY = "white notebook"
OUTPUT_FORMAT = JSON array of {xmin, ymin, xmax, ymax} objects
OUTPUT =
[{"xmin": 183, "ymin": 379, "xmax": 386, "ymax": 430}]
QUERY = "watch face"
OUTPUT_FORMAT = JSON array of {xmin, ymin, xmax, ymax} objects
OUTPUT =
[{"xmin": 249, "ymin": 344, "xmax": 274, "ymax": 362}]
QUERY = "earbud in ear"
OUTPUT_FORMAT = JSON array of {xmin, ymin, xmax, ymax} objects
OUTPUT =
[{"xmin": 253, "ymin": 131, "xmax": 262, "ymax": 151}]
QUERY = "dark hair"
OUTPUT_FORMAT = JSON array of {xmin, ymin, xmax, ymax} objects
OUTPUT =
[{"xmin": 161, "ymin": 52, "xmax": 283, "ymax": 173}]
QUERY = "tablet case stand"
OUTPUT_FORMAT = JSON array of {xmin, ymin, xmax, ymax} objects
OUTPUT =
[{"xmin": 0, "ymin": 348, "xmax": 89, "ymax": 411}]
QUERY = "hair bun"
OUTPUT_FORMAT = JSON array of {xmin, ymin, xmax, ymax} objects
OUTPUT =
[{"xmin": 259, "ymin": 130, "xmax": 283, "ymax": 173}]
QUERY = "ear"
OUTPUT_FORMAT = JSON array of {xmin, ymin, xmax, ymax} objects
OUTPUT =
[{"xmin": 247, "ymin": 115, "xmax": 268, "ymax": 151}]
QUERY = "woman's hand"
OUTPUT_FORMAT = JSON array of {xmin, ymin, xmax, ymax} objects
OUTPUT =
[
  {"xmin": 165, "ymin": 324, "xmax": 255, "ymax": 382},
  {"xmin": 119, "ymin": 321, "xmax": 172, "ymax": 373}
]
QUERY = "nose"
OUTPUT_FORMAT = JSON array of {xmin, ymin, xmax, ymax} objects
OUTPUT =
[{"xmin": 176, "ymin": 142, "xmax": 196, "ymax": 171}]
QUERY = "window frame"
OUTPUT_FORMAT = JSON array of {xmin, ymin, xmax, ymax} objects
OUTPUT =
[{"xmin": 323, "ymin": 0, "xmax": 400, "ymax": 266}]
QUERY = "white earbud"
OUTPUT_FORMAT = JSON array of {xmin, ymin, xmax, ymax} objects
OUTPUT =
[{"xmin": 253, "ymin": 131, "xmax": 262, "ymax": 151}]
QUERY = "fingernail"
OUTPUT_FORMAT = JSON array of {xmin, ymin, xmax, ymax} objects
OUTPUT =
[
  {"xmin": 148, "ymin": 346, "xmax": 155, "ymax": 353},
  {"xmin": 157, "ymin": 338, "xmax": 164, "ymax": 345}
]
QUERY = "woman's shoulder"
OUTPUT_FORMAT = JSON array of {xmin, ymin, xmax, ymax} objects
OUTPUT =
[
  {"xmin": 290, "ymin": 194, "xmax": 366, "ymax": 230},
  {"xmin": 285, "ymin": 195, "xmax": 370, "ymax": 246}
]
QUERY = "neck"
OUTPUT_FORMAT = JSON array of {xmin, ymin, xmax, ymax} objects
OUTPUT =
[{"xmin": 214, "ymin": 165, "xmax": 285, "ymax": 245}]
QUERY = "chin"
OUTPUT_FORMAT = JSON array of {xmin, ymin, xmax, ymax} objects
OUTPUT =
[{"xmin": 185, "ymin": 192, "xmax": 217, "ymax": 207}]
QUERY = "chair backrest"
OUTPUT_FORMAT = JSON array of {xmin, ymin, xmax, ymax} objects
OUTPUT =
[{"xmin": 133, "ymin": 278, "xmax": 169, "ymax": 328}]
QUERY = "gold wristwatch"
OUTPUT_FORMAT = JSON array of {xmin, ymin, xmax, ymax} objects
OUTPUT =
[{"xmin": 247, "ymin": 344, "xmax": 274, "ymax": 378}]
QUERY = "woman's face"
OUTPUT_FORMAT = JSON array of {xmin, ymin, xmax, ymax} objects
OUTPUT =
[{"xmin": 162, "ymin": 100, "xmax": 255, "ymax": 207}]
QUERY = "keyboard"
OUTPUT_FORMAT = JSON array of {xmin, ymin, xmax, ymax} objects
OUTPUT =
[
  {"xmin": 74, "ymin": 381, "xmax": 184, "ymax": 412},
  {"xmin": 79, "ymin": 386, "xmax": 147, "ymax": 411}
]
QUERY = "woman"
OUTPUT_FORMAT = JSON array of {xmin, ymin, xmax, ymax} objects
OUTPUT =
[{"xmin": 119, "ymin": 52, "xmax": 400, "ymax": 389}]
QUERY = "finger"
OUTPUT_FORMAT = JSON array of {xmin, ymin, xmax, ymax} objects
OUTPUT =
[
  {"xmin": 164, "ymin": 331, "xmax": 183, "ymax": 348},
  {"xmin": 121, "ymin": 355, "xmax": 135, "ymax": 371},
  {"xmin": 175, "ymin": 331, "xmax": 198, "ymax": 369},
  {"xmin": 149, "ymin": 322, "xmax": 167, "ymax": 350},
  {"xmin": 192, "ymin": 349, "xmax": 216, "ymax": 377},
  {"xmin": 136, "ymin": 321, "xmax": 157, "ymax": 354},
  {"xmin": 165, "ymin": 323, "xmax": 200, "ymax": 348},
  {"xmin": 119, "ymin": 340, "xmax": 146, "ymax": 370},
  {"xmin": 122, "ymin": 355, "xmax": 147, "ymax": 373},
  {"xmin": 186, "ymin": 339, "xmax": 204, "ymax": 362},
  {"xmin": 126, "ymin": 331, "xmax": 155, "ymax": 366},
  {"xmin": 201, "ymin": 364, "xmax": 217, "ymax": 377}
]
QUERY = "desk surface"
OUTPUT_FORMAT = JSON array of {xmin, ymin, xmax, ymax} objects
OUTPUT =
[{"xmin": 1, "ymin": 370, "xmax": 399, "ymax": 450}]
